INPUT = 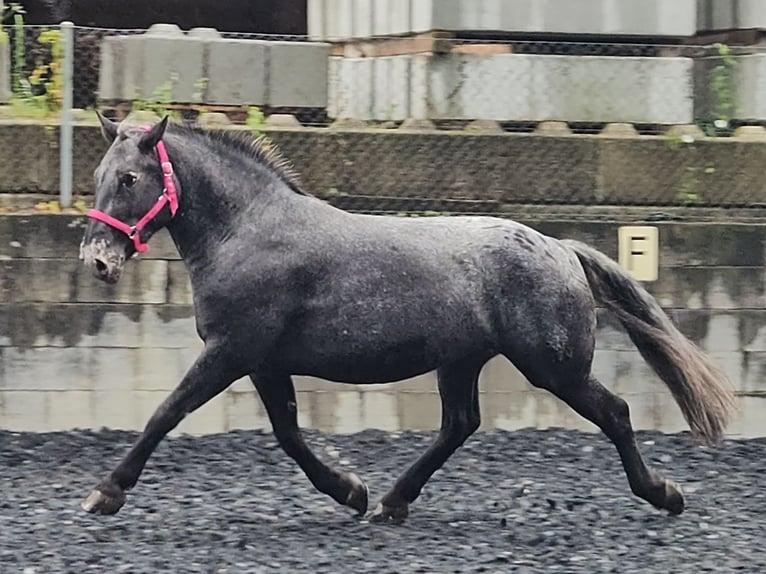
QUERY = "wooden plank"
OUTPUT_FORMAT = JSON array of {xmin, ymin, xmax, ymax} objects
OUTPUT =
[
  {"xmin": 329, "ymin": 31, "xmax": 455, "ymax": 58},
  {"xmin": 452, "ymin": 43, "xmax": 513, "ymax": 55}
]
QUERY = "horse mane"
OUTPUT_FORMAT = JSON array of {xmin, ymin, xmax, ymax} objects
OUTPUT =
[{"xmin": 168, "ymin": 123, "xmax": 311, "ymax": 196}]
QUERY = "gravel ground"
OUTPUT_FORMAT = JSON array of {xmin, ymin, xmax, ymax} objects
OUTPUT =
[{"xmin": 0, "ymin": 427, "xmax": 763, "ymax": 574}]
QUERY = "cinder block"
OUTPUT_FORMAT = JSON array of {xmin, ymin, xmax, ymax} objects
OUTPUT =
[
  {"xmin": 268, "ymin": 41, "xmax": 330, "ymax": 108},
  {"xmin": 205, "ymin": 39, "xmax": 268, "ymax": 106},
  {"xmin": 0, "ymin": 36, "xmax": 10, "ymax": 103}
]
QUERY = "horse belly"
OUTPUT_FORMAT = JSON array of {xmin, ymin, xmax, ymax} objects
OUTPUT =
[{"xmin": 276, "ymin": 305, "xmax": 491, "ymax": 384}]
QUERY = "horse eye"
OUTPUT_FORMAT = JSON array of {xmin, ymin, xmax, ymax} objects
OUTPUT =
[{"xmin": 120, "ymin": 172, "xmax": 138, "ymax": 189}]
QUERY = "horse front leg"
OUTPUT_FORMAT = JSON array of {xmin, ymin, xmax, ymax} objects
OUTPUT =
[
  {"xmin": 250, "ymin": 371, "xmax": 369, "ymax": 516},
  {"xmin": 81, "ymin": 344, "xmax": 244, "ymax": 515}
]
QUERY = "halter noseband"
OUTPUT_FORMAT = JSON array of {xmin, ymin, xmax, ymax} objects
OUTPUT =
[{"xmin": 87, "ymin": 125, "xmax": 179, "ymax": 253}]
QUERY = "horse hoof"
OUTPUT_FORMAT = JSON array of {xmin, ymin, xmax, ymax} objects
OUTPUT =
[
  {"xmin": 664, "ymin": 480, "xmax": 685, "ymax": 516},
  {"xmin": 81, "ymin": 488, "xmax": 126, "ymax": 515},
  {"xmin": 368, "ymin": 502, "xmax": 409, "ymax": 524},
  {"xmin": 344, "ymin": 473, "xmax": 369, "ymax": 516}
]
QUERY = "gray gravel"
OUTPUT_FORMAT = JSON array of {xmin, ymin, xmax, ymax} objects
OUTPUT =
[{"xmin": 0, "ymin": 427, "xmax": 763, "ymax": 573}]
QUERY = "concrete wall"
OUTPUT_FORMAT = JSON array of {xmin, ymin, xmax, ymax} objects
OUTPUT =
[
  {"xmin": 1, "ymin": 215, "xmax": 765, "ymax": 438},
  {"xmin": 98, "ymin": 24, "xmax": 330, "ymax": 108},
  {"xmin": 0, "ymin": 36, "xmax": 9, "ymax": 104},
  {"xmin": 309, "ymin": 0, "xmax": 699, "ymax": 41},
  {"xmin": 330, "ymin": 53, "xmax": 694, "ymax": 124},
  {"xmin": 3, "ymin": 123, "xmax": 766, "ymax": 209}
]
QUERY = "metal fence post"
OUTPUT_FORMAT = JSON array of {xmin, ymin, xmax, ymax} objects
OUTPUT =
[{"xmin": 59, "ymin": 21, "xmax": 74, "ymax": 208}]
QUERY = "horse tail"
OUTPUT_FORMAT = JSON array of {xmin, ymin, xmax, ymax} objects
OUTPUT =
[{"xmin": 562, "ymin": 239, "xmax": 738, "ymax": 445}]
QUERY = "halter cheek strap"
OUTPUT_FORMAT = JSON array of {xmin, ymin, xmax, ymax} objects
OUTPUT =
[{"xmin": 87, "ymin": 125, "xmax": 179, "ymax": 253}]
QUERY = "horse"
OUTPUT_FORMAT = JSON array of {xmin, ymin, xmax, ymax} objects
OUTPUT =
[{"xmin": 78, "ymin": 114, "xmax": 737, "ymax": 522}]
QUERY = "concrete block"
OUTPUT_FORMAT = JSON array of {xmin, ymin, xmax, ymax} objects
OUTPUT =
[
  {"xmin": 372, "ymin": 56, "xmax": 411, "ymax": 120},
  {"xmin": 739, "ymin": 395, "xmax": 766, "ymax": 438},
  {"xmin": 404, "ymin": 53, "xmax": 694, "ymax": 124},
  {"xmin": 76, "ymin": 260, "xmax": 168, "ymax": 305},
  {"xmin": 307, "ymin": 390, "xmax": 364, "ymax": 433},
  {"xmin": 268, "ymin": 41, "xmax": 330, "ymax": 108},
  {"xmin": 0, "ymin": 125, "xmax": 59, "ymax": 193},
  {"xmin": 138, "ymin": 306, "xmax": 199, "ymax": 350},
  {"xmin": 92, "ymin": 389, "xmax": 142, "ymax": 430},
  {"xmin": 0, "ymin": 35, "xmax": 10, "ymax": 103},
  {"xmin": 134, "ymin": 347, "xmax": 198, "ymax": 391},
  {"xmin": 89, "ymin": 348, "xmax": 138, "ymax": 391},
  {"xmin": 0, "ymin": 390, "xmax": 48, "ymax": 431},
  {"xmin": 98, "ymin": 36, "xmax": 123, "ymax": 101},
  {"xmin": 328, "ymin": 57, "xmax": 374, "ymax": 119},
  {"xmin": 128, "ymin": 24, "xmax": 206, "ymax": 103},
  {"xmin": 225, "ymin": 390, "xmax": 271, "ymax": 431},
  {"xmin": 166, "ymin": 261, "xmax": 193, "ymax": 305},
  {"xmin": 482, "ymin": 391, "xmax": 536, "ymax": 431},
  {"xmin": 360, "ymin": 392, "xmax": 400, "ymax": 430},
  {"xmin": 2, "ymin": 346, "xmax": 92, "ymax": 391},
  {"xmin": 205, "ymin": 39, "xmax": 268, "ymax": 106},
  {"xmin": 398, "ymin": 391, "xmax": 440, "ymax": 430},
  {"xmin": 0, "ymin": 259, "xmax": 76, "ymax": 303},
  {"xmin": 0, "ymin": 303, "xmax": 144, "ymax": 348},
  {"xmin": 175, "ymin": 391, "xmax": 227, "ymax": 435},
  {"xmin": 46, "ymin": 390, "xmax": 94, "ymax": 431}
]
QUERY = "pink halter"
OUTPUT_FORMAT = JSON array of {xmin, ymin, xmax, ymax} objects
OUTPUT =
[{"xmin": 87, "ymin": 125, "xmax": 179, "ymax": 253}]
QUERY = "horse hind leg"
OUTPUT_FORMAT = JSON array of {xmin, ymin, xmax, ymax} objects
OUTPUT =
[
  {"xmin": 529, "ymin": 367, "xmax": 685, "ymax": 515},
  {"xmin": 369, "ymin": 354, "xmax": 485, "ymax": 523}
]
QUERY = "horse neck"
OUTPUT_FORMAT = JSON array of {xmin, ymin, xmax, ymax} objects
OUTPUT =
[{"xmin": 162, "ymin": 136, "xmax": 293, "ymax": 268}]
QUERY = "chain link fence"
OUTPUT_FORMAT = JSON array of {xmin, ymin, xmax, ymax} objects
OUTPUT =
[{"xmin": 2, "ymin": 23, "xmax": 766, "ymax": 213}]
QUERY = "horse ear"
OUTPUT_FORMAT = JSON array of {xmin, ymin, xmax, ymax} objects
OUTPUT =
[
  {"xmin": 96, "ymin": 110, "xmax": 119, "ymax": 144},
  {"xmin": 138, "ymin": 116, "xmax": 169, "ymax": 152}
]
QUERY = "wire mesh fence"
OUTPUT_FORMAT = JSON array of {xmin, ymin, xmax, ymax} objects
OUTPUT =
[{"xmin": 2, "ymin": 23, "xmax": 766, "ymax": 212}]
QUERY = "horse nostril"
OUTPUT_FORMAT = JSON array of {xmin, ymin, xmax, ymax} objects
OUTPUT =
[{"xmin": 94, "ymin": 258, "xmax": 108, "ymax": 275}]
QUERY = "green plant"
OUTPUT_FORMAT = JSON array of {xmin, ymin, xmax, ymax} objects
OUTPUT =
[
  {"xmin": 132, "ymin": 73, "xmax": 180, "ymax": 118},
  {"xmin": 246, "ymin": 106, "xmax": 265, "ymax": 136},
  {"xmin": 701, "ymin": 43, "xmax": 738, "ymax": 137}
]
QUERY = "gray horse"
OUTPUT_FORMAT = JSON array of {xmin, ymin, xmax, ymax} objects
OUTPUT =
[{"xmin": 79, "ymin": 114, "xmax": 737, "ymax": 522}]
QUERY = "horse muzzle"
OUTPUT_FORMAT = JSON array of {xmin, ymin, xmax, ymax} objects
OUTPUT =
[{"xmin": 80, "ymin": 238, "xmax": 127, "ymax": 284}]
